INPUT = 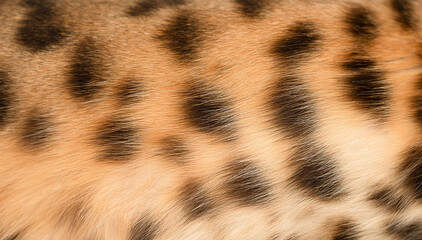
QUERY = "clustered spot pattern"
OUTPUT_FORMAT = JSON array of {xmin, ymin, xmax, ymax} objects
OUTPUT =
[{"xmin": 0, "ymin": 0, "xmax": 421, "ymax": 239}]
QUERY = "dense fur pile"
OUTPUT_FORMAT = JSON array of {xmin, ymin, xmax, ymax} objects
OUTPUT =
[{"xmin": 0, "ymin": 0, "xmax": 422, "ymax": 239}]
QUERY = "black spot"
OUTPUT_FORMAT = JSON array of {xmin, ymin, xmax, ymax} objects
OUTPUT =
[
  {"xmin": 270, "ymin": 75, "xmax": 316, "ymax": 139},
  {"xmin": 128, "ymin": 0, "xmax": 185, "ymax": 17},
  {"xmin": 341, "ymin": 53, "xmax": 389, "ymax": 117},
  {"xmin": 96, "ymin": 118, "xmax": 140, "ymax": 161},
  {"xmin": 117, "ymin": 80, "xmax": 143, "ymax": 105},
  {"xmin": 344, "ymin": 70, "xmax": 389, "ymax": 116},
  {"xmin": 224, "ymin": 158, "xmax": 272, "ymax": 205},
  {"xmin": 387, "ymin": 221, "xmax": 422, "ymax": 240},
  {"xmin": 333, "ymin": 220, "xmax": 359, "ymax": 240},
  {"xmin": 369, "ymin": 188, "xmax": 407, "ymax": 212},
  {"xmin": 159, "ymin": 11, "xmax": 202, "ymax": 62},
  {"xmin": 180, "ymin": 181, "xmax": 214, "ymax": 219},
  {"xmin": 68, "ymin": 38, "xmax": 105, "ymax": 101},
  {"xmin": 21, "ymin": 111, "xmax": 53, "ymax": 148},
  {"xmin": 16, "ymin": 0, "xmax": 68, "ymax": 52},
  {"xmin": 184, "ymin": 82, "xmax": 236, "ymax": 138},
  {"xmin": 0, "ymin": 70, "xmax": 12, "ymax": 128},
  {"xmin": 129, "ymin": 217, "xmax": 159, "ymax": 240},
  {"xmin": 272, "ymin": 22, "xmax": 320, "ymax": 63},
  {"xmin": 391, "ymin": 0, "xmax": 418, "ymax": 30},
  {"xmin": 234, "ymin": 0, "xmax": 266, "ymax": 18},
  {"xmin": 400, "ymin": 146, "xmax": 422, "ymax": 199},
  {"xmin": 161, "ymin": 137, "xmax": 189, "ymax": 164},
  {"xmin": 344, "ymin": 6, "xmax": 378, "ymax": 41},
  {"xmin": 342, "ymin": 54, "xmax": 376, "ymax": 71},
  {"xmin": 289, "ymin": 144, "xmax": 343, "ymax": 200}
]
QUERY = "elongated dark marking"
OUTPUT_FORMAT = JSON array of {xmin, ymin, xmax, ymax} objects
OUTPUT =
[
  {"xmin": 391, "ymin": 0, "xmax": 418, "ymax": 30},
  {"xmin": 272, "ymin": 22, "xmax": 320, "ymax": 63},
  {"xmin": 344, "ymin": 6, "xmax": 378, "ymax": 41},
  {"xmin": 234, "ymin": 0, "xmax": 266, "ymax": 18},
  {"xmin": 21, "ymin": 111, "xmax": 53, "ymax": 147},
  {"xmin": 0, "ymin": 70, "xmax": 12, "ymax": 128},
  {"xmin": 342, "ymin": 54, "xmax": 376, "ymax": 71},
  {"xmin": 333, "ymin": 221, "xmax": 359, "ymax": 240},
  {"xmin": 224, "ymin": 158, "xmax": 272, "ymax": 205},
  {"xmin": 369, "ymin": 188, "xmax": 407, "ymax": 212},
  {"xmin": 290, "ymin": 145, "xmax": 343, "ymax": 200},
  {"xmin": 159, "ymin": 11, "xmax": 202, "ymax": 62},
  {"xmin": 180, "ymin": 181, "xmax": 214, "ymax": 219},
  {"xmin": 130, "ymin": 217, "xmax": 159, "ymax": 240},
  {"xmin": 387, "ymin": 222, "xmax": 422, "ymax": 240},
  {"xmin": 400, "ymin": 146, "xmax": 422, "ymax": 199},
  {"xmin": 128, "ymin": 0, "xmax": 185, "ymax": 17},
  {"xmin": 96, "ymin": 118, "xmax": 140, "ymax": 161},
  {"xmin": 16, "ymin": 0, "xmax": 68, "ymax": 52},
  {"xmin": 161, "ymin": 136, "xmax": 188, "ymax": 164},
  {"xmin": 68, "ymin": 38, "xmax": 105, "ymax": 101},
  {"xmin": 344, "ymin": 70, "xmax": 388, "ymax": 116},
  {"xmin": 270, "ymin": 76, "xmax": 316, "ymax": 138},
  {"xmin": 117, "ymin": 80, "xmax": 143, "ymax": 105},
  {"xmin": 184, "ymin": 82, "xmax": 236, "ymax": 138}
]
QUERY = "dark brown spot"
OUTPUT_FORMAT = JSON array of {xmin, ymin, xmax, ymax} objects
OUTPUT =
[
  {"xmin": 269, "ymin": 75, "xmax": 317, "ymax": 139},
  {"xmin": 129, "ymin": 217, "xmax": 159, "ymax": 240},
  {"xmin": 369, "ymin": 188, "xmax": 407, "ymax": 212},
  {"xmin": 342, "ymin": 53, "xmax": 376, "ymax": 71},
  {"xmin": 390, "ymin": 0, "xmax": 419, "ymax": 30},
  {"xmin": 333, "ymin": 220, "xmax": 359, "ymax": 240},
  {"xmin": 234, "ymin": 0, "xmax": 267, "ymax": 18},
  {"xmin": 96, "ymin": 118, "xmax": 140, "ymax": 161},
  {"xmin": 343, "ymin": 69, "xmax": 389, "ymax": 117},
  {"xmin": 272, "ymin": 22, "xmax": 320, "ymax": 64},
  {"xmin": 183, "ymin": 82, "xmax": 236, "ymax": 139},
  {"xmin": 180, "ymin": 181, "xmax": 214, "ymax": 219},
  {"xmin": 387, "ymin": 221, "xmax": 422, "ymax": 240},
  {"xmin": 341, "ymin": 53, "xmax": 389, "ymax": 118},
  {"xmin": 21, "ymin": 110, "xmax": 53, "ymax": 148},
  {"xmin": 224, "ymin": 158, "xmax": 272, "ymax": 205},
  {"xmin": 161, "ymin": 137, "xmax": 189, "ymax": 164},
  {"xmin": 289, "ymin": 144, "xmax": 344, "ymax": 201},
  {"xmin": 117, "ymin": 80, "xmax": 143, "ymax": 105},
  {"xmin": 344, "ymin": 6, "xmax": 378, "ymax": 42},
  {"xmin": 128, "ymin": 0, "xmax": 185, "ymax": 17},
  {"xmin": 158, "ymin": 11, "xmax": 203, "ymax": 63},
  {"xmin": 16, "ymin": 0, "xmax": 68, "ymax": 52},
  {"xmin": 68, "ymin": 38, "xmax": 105, "ymax": 101},
  {"xmin": 0, "ymin": 70, "xmax": 13, "ymax": 128}
]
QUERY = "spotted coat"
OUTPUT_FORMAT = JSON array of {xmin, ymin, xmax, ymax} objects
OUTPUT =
[{"xmin": 0, "ymin": 0, "xmax": 421, "ymax": 239}]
